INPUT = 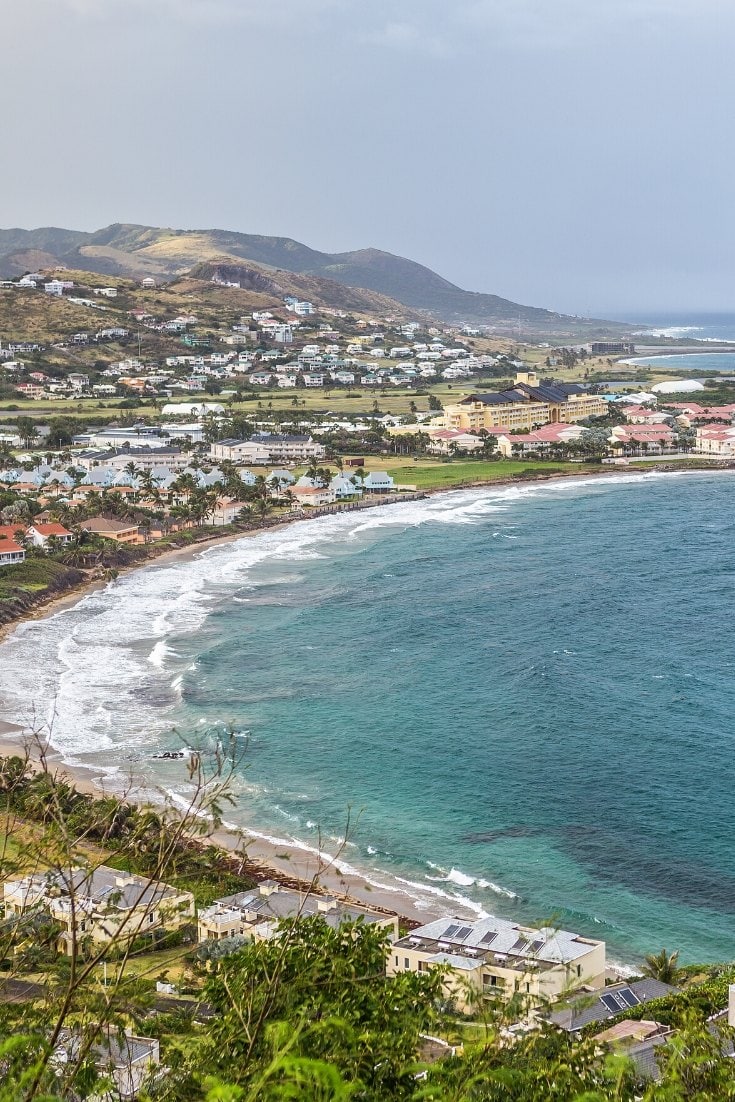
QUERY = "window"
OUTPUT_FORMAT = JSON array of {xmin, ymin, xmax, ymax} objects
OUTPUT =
[
  {"xmin": 394, "ymin": 955, "xmax": 398, "ymax": 967},
  {"xmin": 404, "ymin": 958, "xmax": 410, "ymax": 969}
]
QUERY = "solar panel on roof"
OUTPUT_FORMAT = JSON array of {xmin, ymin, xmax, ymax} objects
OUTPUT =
[
  {"xmin": 480, "ymin": 931, "xmax": 498, "ymax": 945},
  {"xmin": 600, "ymin": 993, "xmax": 623, "ymax": 1014},
  {"xmin": 454, "ymin": 926, "xmax": 472, "ymax": 940},
  {"xmin": 619, "ymin": 988, "xmax": 640, "ymax": 1008},
  {"xmin": 511, "ymin": 937, "xmax": 530, "ymax": 952},
  {"xmin": 444, "ymin": 924, "xmax": 460, "ymax": 938},
  {"xmin": 528, "ymin": 940, "xmax": 544, "ymax": 954}
]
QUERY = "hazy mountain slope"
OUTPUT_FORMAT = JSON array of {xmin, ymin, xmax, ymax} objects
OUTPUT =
[{"xmin": 0, "ymin": 222, "xmax": 625, "ymax": 332}]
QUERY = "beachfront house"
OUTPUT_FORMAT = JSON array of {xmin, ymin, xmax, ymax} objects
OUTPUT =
[
  {"xmin": 198, "ymin": 881, "xmax": 399, "ymax": 944},
  {"xmin": 3, "ymin": 865, "xmax": 195, "ymax": 954},
  {"xmin": 330, "ymin": 474, "xmax": 363, "ymax": 500},
  {"xmin": 387, "ymin": 915, "xmax": 606, "ymax": 1014},
  {"xmin": 81, "ymin": 517, "xmax": 140, "ymax": 543},
  {"xmin": 28, "ymin": 522, "xmax": 74, "ymax": 548},
  {"xmin": 0, "ymin": 537, "xmax": 25, "ymax": 567},
  {"xmin": 292, "ymin": 478, "xmax": 336, "ymax": 507},
  {"xmin": 361, "ymin": 471, "xmax": 395, "ymax": 493}
]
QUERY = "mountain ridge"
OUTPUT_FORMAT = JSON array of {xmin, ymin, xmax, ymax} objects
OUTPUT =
[{"xmin": 0, "ymin": 222, "xmax": 628, "ymax": 334}]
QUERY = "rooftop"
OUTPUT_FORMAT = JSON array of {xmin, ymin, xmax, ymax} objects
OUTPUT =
[
  {"xmin": 6, "ymin": 865, "xmax": 184, "ymax": 913},
  {"xmin": 200, "ymin": 882, "xmax": 390, "ymax": 931},
  {"xmin": 548, "ymin": 978, "xmax": 677, "ymax": 1031},
  {"xmin": 393, "ymin": 914, "xmax": 601, "ymax": 974}
]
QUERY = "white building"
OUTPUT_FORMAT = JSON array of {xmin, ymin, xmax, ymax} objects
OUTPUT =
[{"xmin": 388, "ymin": 914, "xmax": 605, "ymax": 1014}]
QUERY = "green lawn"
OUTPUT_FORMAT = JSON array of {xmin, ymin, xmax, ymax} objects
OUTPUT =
[{"xmin": 376, "ymin": 459, "xmax": 597, "ymax": 491}]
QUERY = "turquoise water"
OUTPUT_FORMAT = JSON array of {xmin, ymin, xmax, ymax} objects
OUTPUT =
[
  {"xmin": 628, "ymin": 352, "xmax": 735, "ymax": 374},
  {"xmin": 2, "ymin": 472, "xmax": 735, "ymax": 964}
]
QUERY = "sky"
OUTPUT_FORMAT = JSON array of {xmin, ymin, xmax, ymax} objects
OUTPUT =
[{"xmin": 1, "ymin": 0, "xmax": 733, "ymax": 316}]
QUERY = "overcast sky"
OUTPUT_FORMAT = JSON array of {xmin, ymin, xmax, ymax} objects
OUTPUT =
[{"xmin": 1, "ymin": 0, "xmax": 732, "ymax": 316}]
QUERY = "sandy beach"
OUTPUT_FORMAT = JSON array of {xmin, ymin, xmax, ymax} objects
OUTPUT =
[{"xmin": 0, "ymin": 726, "xmax": 442, "ymax": 925}]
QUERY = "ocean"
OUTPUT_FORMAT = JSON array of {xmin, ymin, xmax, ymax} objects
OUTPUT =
[
  {"xmin": 622, "ymin": 311, "xmax": 735, "ymax": 375},
  {"xmin": 620, "ymin": 311, "xmax": 735, "ymax": 343},
  {"xmin": 2, "ymin": 472, "xmax": 735, "ymax": 965}
]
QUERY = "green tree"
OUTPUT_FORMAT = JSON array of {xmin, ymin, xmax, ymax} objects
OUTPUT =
[
  {"xmin": 642, "ymin": 948, "xmax": 680, "ymax": 985},
  {"xmin": 200, "ymin": 918, "xmax": 443, "ymax": 1101}
]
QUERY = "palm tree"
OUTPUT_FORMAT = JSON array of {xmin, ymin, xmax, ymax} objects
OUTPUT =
[{"xmin": 642, "ymin": 948, "xmax": 680, "ymax": 984}]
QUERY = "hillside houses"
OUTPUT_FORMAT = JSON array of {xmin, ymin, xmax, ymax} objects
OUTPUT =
[
  {"xmin": 198, "ymin": 880, "xmax": 398, "ymax": 944},
  {"xmin": 3, "ymin": 865, "xmax": 194, "ymax": 953}
]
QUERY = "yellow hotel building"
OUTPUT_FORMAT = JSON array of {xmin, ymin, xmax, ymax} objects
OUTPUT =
[{"xmin": 443, "ymin": 372, "xmax": 607, "ymax": 433}]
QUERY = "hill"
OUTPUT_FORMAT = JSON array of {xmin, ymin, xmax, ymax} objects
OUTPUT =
[{"xmin": 0, "ymin": 223, "xmax": 630, "ymax": 335}]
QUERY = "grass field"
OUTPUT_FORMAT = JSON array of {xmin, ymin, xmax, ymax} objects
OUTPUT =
[{"xmin": 381, "ymin": 459, "xmax": 580, "ymax": 489}]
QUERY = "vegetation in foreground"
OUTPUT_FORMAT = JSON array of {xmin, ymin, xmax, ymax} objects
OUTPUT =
[{"xmin": 1, "ymin": 748, "xmax": 735, "ymax": 1100}]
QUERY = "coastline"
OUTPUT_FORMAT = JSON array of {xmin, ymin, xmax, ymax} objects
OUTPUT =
[
  {"xmin": 0, "ymin": 460, "xmax": 676, "ymax": 644},
  {"xmin": 1, "ymin": 462, "xmax": 732, "ymax": 941}
]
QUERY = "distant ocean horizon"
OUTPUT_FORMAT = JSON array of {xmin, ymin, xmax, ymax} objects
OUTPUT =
[
  {"xmin": 609, "ymin": 311, "xmax": 735, "ymax": 343},
  {"xmin": 2, "ymin": 472, "xmax": 735, "ymax": 967}
]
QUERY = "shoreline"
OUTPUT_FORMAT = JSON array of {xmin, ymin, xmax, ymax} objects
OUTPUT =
[
  {"xmin": 0, "ymin": 731, "xmax": 445, "ymax": 926},
  {"xmin": 0, "ymin": 459, "xmax": 691, "ymax": 644},
  {"xmin": 1, "ymin": 463, "xmax": 731, "ymax": 942}
]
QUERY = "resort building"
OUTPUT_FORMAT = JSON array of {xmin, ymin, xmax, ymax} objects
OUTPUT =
[
  {"xmin": 387, "ymin": 914, "xmax": 606, "ymax": 1014},
  {"xmin": 249, "ymin": 434, "xmax": 326, "ymax": 462},
  {"xmin": 427, "ymin": 430, "xmax": 484, "ymax": 454},
  {"xmin": 80, "ymin": 517, "xmax": 141, "ymax": 543},
  {"xmin": 495, "ymin": 423, "xmax": 588, "ymax": 457},
  {"xmin": 442, "ymin": 372, "xmax": 607, "ymax": 433},
  {"xmin": 694, "ymin": 423, "xmax": 735, "ymax": 456},
  {"xmin": 3, "ymin": 865, "xmax": 195, "ymax": 954},
  {"xmin": 608, "ymin": 424, "xmax": 676, "ymax": 454},
  {"xmin": 211, "ymin": 435, "xmax": 326, "ymax": 465},
  {"xmin": 589, "ymin": 342, "xmax": 635, "ymax": 355},
  {"xmin": 197, "ymin": 881, "xmax": 399, "ymax": 943}
]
